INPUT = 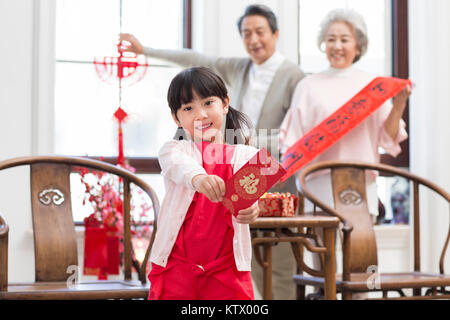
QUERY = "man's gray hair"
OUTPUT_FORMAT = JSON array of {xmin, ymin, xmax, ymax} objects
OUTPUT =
[
  {"xmin": 317, "ymin": 8, "xmax": 368, "ymax": 63},
  {"xmin": 237, "ymin": 4, "xmax": 278, "ymax": 34}
]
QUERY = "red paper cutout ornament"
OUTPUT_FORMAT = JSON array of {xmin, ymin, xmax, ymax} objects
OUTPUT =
[
  {"xmin": 94, "ymin": 43, "xmax": 149, "ymax": 87},
  {"xmin": 93, "ymin": 41, "xmax": 148, "ymax": 166}
]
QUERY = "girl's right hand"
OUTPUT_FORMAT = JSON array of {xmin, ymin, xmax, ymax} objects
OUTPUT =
[{"xmin": 192, "ymin": 174, "xmax": 226, "ymax": 203}]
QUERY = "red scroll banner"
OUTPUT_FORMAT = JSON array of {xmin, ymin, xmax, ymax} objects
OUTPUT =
[{"xmin": 280, "ymin": 77, "xmax": 412, "ymax": 182}]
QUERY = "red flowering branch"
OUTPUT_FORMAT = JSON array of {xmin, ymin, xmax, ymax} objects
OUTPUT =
[{"xmin": 75, "ymin": 161, "xmax": 153, "ymax": 274}]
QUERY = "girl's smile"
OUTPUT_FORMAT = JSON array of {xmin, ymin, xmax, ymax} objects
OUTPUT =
[{"xmin": 195, "ymin": 122, "xmax": 213, "ymax": 131}]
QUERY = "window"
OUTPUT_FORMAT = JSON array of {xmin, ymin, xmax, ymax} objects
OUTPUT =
[
  {"xmin": 54, "ymin": 0, "xmax": 186, "ymax": 157},
  {"xmin": 54, "ymin": 0, "xmax": 190, "ymax": 222}
]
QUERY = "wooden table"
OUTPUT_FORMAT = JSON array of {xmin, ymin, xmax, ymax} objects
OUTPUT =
[{"xmin": 250, "ymin": 216, "xmax": 340, "ymax": 300}]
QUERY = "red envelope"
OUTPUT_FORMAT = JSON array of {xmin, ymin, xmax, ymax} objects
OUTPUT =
[{"xmin": 222, "ymin": 148, "xmax": 286, "ymax": 216}]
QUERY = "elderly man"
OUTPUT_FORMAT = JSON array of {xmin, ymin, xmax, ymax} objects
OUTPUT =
[{"xmin": 121, "ymin": 4, "xmax": 305, "ymax": 300}]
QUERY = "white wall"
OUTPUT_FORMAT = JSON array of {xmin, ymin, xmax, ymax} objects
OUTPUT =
[
  {"xmin": 409, "ymin": 0, "xmax": 450, "ymax": 274},
  {"xmin": 0, "ymin": 0, "xmax": 55, "ymax": 158},
  {"xmin": 0, "ymin": 1, "xmax": 33, "ymax": 159},
  {"xmin": 0, "ymin": 0, "xmax": 35, "ymax": 282},
  {"xmin": 0, "ymin": 0, "xmax": 56, "ymax": 282}
]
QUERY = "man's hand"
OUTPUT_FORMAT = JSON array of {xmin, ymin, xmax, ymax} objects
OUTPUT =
[
  {"xmin": 235, "ymin": 201, "xmax": 259, "ymax": 224},
  {"xmin": 192, "ymin": 174, "xmax": 225, "ymax": 203},
  {"xmin": 119, "ymin": 33, "xmax": 144, "ymax": 55}
]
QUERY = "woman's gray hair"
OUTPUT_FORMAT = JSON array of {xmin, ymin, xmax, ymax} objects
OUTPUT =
[{"xmin": 317, "ymin": 8, "xmax": 368, "ymax": 63}]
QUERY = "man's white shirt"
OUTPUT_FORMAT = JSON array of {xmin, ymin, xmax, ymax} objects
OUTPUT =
[{"xmin": 241, "ymin": 51, "xmax": 285, "ymax": 127}]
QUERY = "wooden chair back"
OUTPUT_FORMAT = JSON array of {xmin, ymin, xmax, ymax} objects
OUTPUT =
[
  {"xmin": 299, "ymin": 160, "xmax": 450, "ymax": 280},
  {"xmin": 331, "ymin": 167, "xmax": 378, "ymax": 273},
  {"xmin": 31, "ymin": 163, "xmax": 78, "ymax": 281},
  {"xmin": 0, "ymin": 156, "xmax": 159, "ymax": 285}
]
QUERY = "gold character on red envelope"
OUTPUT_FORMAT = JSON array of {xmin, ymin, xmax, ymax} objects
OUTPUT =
[
  {"xmin": 239, "ymin": 173, "xmax": 259, "ymax": 194},
  {"xmin": 234, "ymin": 166, "xmax": 267, "ymax": 200}
]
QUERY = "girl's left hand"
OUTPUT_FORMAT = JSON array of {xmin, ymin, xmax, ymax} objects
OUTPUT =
[{"xmin": 235, "ymin": 201, "xmax": 259, "ymax": 224}]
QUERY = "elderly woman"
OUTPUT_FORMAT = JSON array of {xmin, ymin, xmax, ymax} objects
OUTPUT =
[
  {"xmin": 279, "ymin": 9, "xmax": 411, "ymax": 299},
  {"xmin": 280, "ymin": 8, "xmax": 411, "ymax": 217}
]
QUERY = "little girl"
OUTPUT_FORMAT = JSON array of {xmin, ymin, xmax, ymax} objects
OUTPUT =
[{"xmin": 148, "ymin": 67, "xmax": 260, "ymax": 300}]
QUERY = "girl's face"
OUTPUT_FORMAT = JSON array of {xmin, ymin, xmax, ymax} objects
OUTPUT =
[
  {"xmin": 324, "ymin": 21, "xmax": 359, "ymax": 69},
  {"xmin": 172, "ymin": 91, "xmax": 229, "ymax": 143}
]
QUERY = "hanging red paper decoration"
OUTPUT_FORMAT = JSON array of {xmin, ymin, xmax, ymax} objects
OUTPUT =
[
  {"xmin": 93, "ymin": 41, "xmax": 148, "ymax": 166},
  {"xmin": 86, "ymin": 1, "xmax": 150, "ymax": 278},
  {"xmin": 93, "ymin": 42, "xmax": 149, "ymax": 88},
  {"xmin": 113, "ymin": 106, "xmax": 129, "ymax": 166}
]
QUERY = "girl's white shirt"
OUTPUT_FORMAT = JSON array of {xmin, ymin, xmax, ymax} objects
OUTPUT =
[{"xmin": 151, "ymin": 139, "xmax": 259, "ymax": 271}]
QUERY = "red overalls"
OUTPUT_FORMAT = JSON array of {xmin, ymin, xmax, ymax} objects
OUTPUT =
[{"xmin": 148, "ymin": 142, "xmax": 254, "ymax": 300}]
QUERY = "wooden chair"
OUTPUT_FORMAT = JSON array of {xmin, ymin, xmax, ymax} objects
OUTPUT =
[
  {"xmin": 0, "ymin": 156, "xmax": 159, "ymax": 299},
  {"xmin": 293, "ymin": 160, "xmax": 450, "ymax": 300}
]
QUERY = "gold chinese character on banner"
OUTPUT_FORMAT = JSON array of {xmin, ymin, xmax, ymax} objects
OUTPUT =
[{"xmin": 239, "ymin": 173, "xmax": 259, "ymax": 194}]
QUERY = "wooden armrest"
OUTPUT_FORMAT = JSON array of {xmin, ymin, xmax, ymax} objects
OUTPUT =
[{"xmin": 0, "ymin": 212, "xmax": 9, "ymax": 291}]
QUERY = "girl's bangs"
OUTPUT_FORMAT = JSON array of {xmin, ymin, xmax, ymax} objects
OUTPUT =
[
  {"xmin": 179, "ymin": 70, "xmax": 226, "ymax": 105},
  {"xmin": 168, "ymin": 67, "xmax": 227, "ymax": 113}
]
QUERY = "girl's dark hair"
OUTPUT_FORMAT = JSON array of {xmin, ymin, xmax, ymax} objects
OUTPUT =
[{"xmin": 168, "ymin": 67, "xmax": 252, "ymax": 144}]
